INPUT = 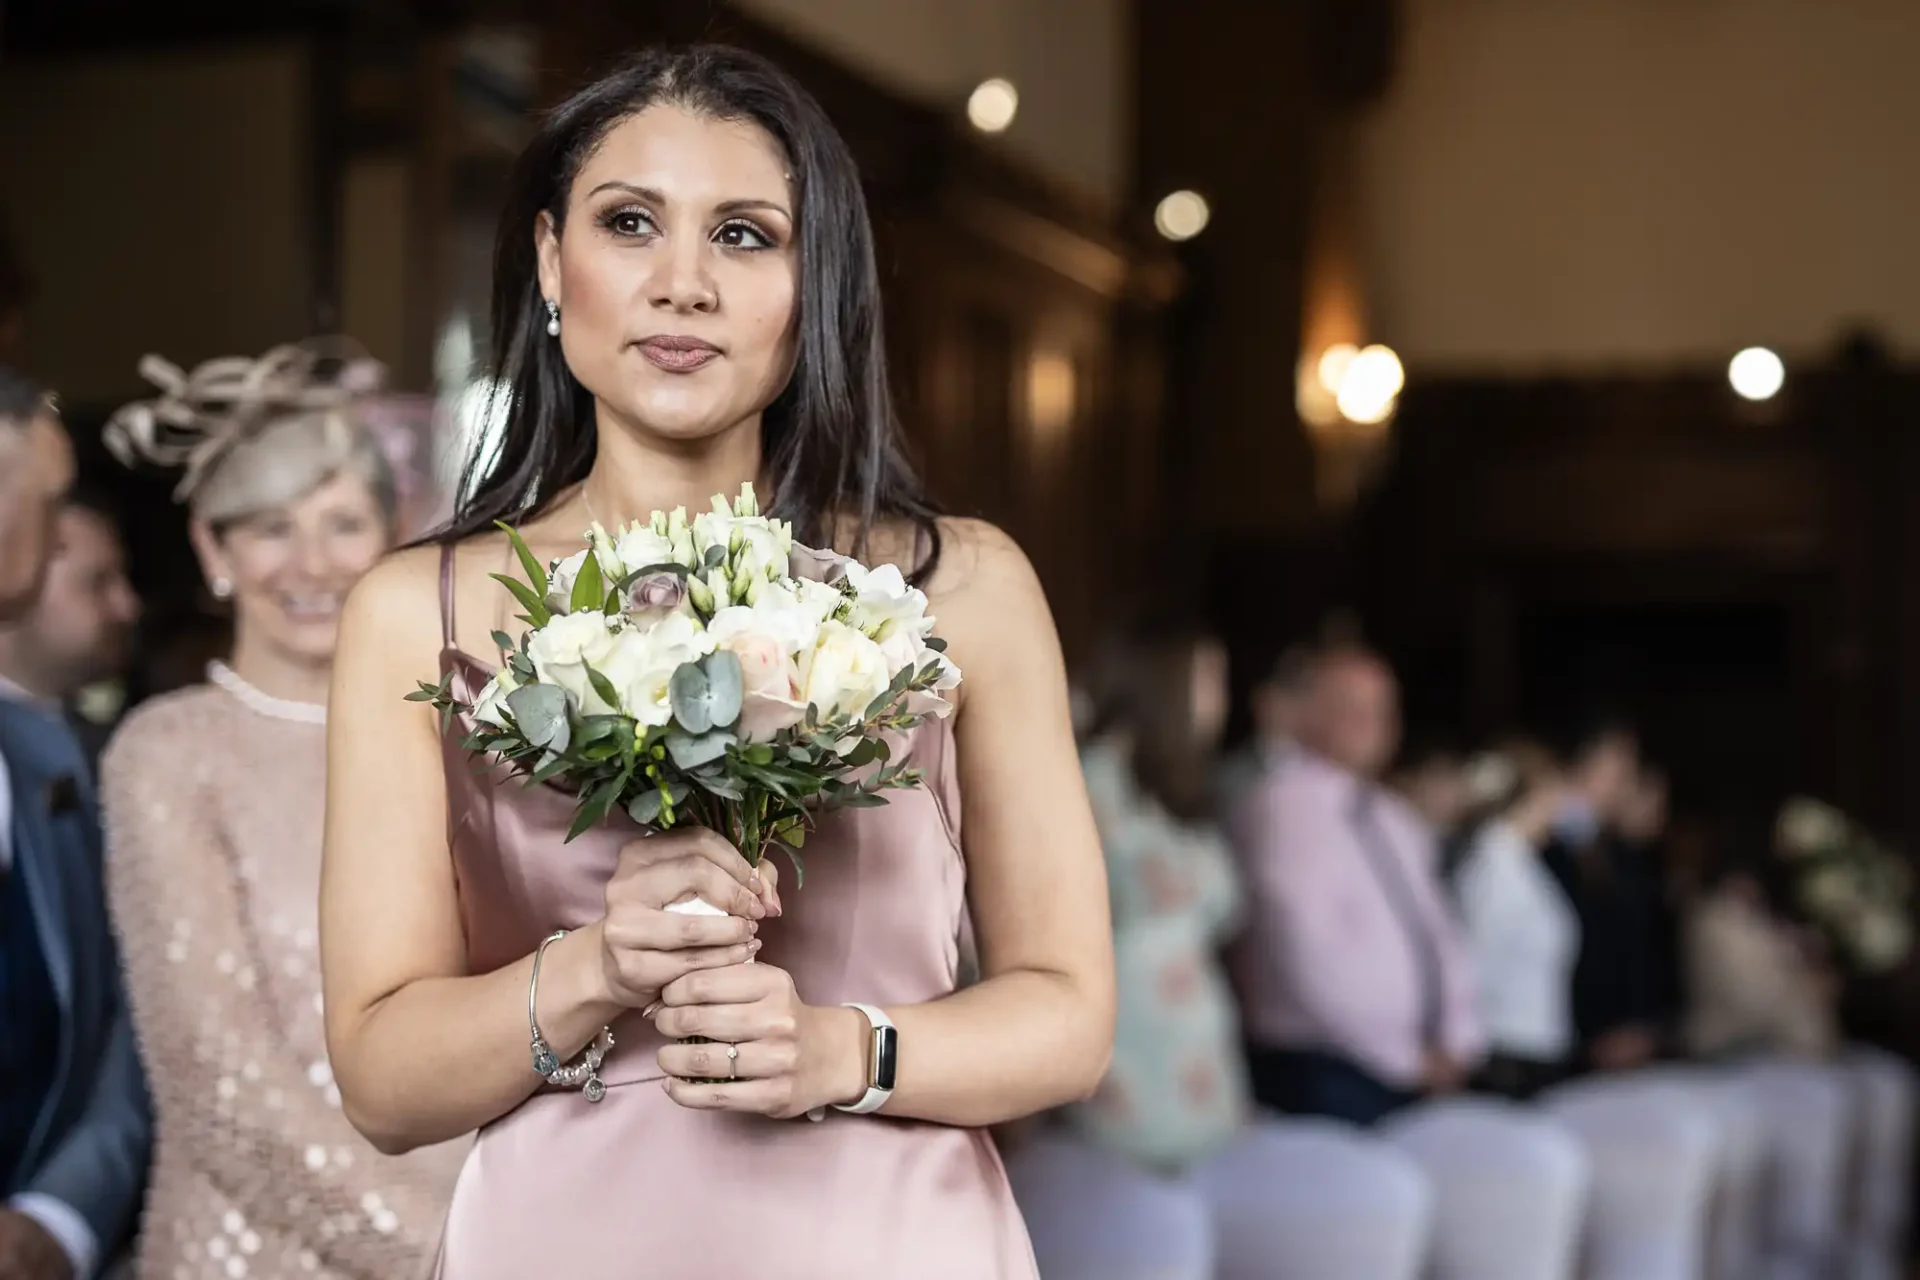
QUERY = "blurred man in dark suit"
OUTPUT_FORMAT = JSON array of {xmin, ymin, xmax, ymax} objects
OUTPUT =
[
  {"xmin": 0, "ymin": 489, "xmax": 144, "ymax": 765},
  {"xmin": 0, "ymin": 368, "xmax": 151, "ymax": 1280}
]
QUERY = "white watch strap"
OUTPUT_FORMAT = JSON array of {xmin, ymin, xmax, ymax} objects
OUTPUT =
[{"xmin": 834, "ymin": 1002, "xmax": 896, "ymax": 1114}]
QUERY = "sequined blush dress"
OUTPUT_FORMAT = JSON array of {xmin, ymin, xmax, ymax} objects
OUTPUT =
[
  {"xmin": 102, "ymin": 670, "xmax": 468, "ymax": 1279},
  {"xmin": 430, "ymin": 546, "xmax": 1037, "ymax": 1279}
]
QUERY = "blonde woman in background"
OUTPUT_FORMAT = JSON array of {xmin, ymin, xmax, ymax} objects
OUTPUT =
[{"xmin": 101, "ymin": 341, "xmax": 465, "ymax": 1278}]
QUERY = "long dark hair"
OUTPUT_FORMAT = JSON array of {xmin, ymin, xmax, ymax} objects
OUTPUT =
[{"xmin": 439, "ymin": 45, "xmax": 940, "ymax": 578}]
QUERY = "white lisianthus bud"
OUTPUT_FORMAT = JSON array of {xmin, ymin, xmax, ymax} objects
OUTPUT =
[
  {"xmin": 686, "ymin": 573, "xmax": 715, "ymax": 615},
  {"xmin": 671, "ymin": 527, "xmax": 698, "ymax": 568}
]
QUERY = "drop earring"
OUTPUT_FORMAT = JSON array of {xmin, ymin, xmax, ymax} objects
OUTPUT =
[{"xmin": 545, "ymin": 299, "xmax": 561, "ymax": 337}]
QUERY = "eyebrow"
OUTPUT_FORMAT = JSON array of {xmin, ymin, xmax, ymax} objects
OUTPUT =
[{"xmin": 585, "ymin": 181, "xmax": 792, "ymax": 219}]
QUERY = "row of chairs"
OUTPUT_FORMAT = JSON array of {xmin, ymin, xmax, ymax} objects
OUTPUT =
[{"xmin": 1006, "ymin": 1050, "xmax": 1914, "ymax": 1280}]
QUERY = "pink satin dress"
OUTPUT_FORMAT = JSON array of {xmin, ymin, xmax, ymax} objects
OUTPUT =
[{"xmin": 430, "ymin": 548, "xmax": 1037, "ymax": 1279}]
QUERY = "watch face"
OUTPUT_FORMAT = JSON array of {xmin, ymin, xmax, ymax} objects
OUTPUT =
[{"xmin": 873, "ymin": 1025, "xmax": 898, "ymax": 1092}]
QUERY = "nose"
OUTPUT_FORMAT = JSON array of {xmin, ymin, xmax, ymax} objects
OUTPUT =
[
  {"xmin": 646, "ymin": 230, "xmax": 718, "ymax": 314},
  {"xmin": 291, "ymin": 526, "xmax": 334, "ymax": 580}
]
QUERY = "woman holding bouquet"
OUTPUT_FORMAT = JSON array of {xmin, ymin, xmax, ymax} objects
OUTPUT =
[
  {"xmin": 319, "ymin": 44, "xmax": 1113, "ymax": 1279},
  {"xmin": 100, "ymin": 341, "xmax": 468, "ymax": 1278}
]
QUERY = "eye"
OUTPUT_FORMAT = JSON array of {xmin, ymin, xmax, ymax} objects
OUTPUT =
[
  {"xmin": 714, "ymin": 219, "xmax": 775, "ymax": 251},
  {"xmin": 600, "ymin": 205, "xmax": 658, "ymax": 238}
]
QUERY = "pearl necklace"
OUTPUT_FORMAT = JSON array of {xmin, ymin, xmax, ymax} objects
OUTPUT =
[{"xmin": 207, "ymin": 660, "xmax": 329, "ymax": 726}]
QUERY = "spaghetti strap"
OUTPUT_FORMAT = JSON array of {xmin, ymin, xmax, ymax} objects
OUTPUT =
[{"xmin": 438, "ymin": 542, "xmax": 457, "ymax": 649}]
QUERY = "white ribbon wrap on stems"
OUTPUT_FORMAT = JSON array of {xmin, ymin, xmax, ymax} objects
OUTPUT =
[{"xmin": 664, "ymin": 895, "xmax": 754, "ymax": 963}]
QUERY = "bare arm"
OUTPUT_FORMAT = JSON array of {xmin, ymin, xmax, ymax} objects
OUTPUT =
[
  {"xmin": 320, "ymin": 549, "xmax": 764, "ymax": 1154},
  {"xmin": 655, "ymin": 521, "xmax": 1116, "ymax": 1126}
]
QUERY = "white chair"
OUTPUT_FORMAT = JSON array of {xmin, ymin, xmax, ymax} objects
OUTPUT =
[
  {"xmin": 1616, "ymin": 1064, "xmax": 1768, "ymax": 1280},
  {"xmin": 1732, "ymin": 1059, "xmax": 1854, "ymax": 1280},
  {"xmin": 1841, "ymin": 1046, "xmax": 1917, "ymax": 1280},
  {"xmin": 1384, "ymin": 1096, "xmax": 1589, "ymax": 1280},
  {"xmin": 1194, "ymin": 1117, "xmax": 1432, "ymax": 1280},
  {"xmin": 1004, "ymin": 1128, "xmax": 1214, "ymax": 1280},
  {"xmin": 1541, "ymin": 1077, "xmax": 1719, "ymax": 1280}
]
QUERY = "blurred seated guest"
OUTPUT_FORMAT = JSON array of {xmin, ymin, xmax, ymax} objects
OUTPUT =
[
  {"xmin": 0, "ymin": 486, "xmax": 143, "ymax": 764},
  {"xmin": 1388, "ymin": 734, "xmax": 1471, "ymax": 841},
  {"xmin": 1452, "ymin": 742, "xmax": 1577, "ymax": 1100},
  {"xmin": 1686, "ymin": 853, "xmax": 1835, "ymax": 1061},
  {"xmin": 1229, "ymin": 644, "xmax": 1486, "ymax": 1124},
  {"xmin": 1007, "ymin": 624, "xmax": 1435, "ymax": 1280},
  {"xmin": 99, "ymin": 342, "xmax": 465, "ymax": 1279},
  {"xmin": 1541, "ymin": 715, "xmax": 1673, "ymax": 1073},
  {"xmin": 1215, "ymin": 643, "xmax": 1314, "ymax": 817},
  {"xmin": 0, "ymin": 371, "xmax": 152, "ymax": 1280}
]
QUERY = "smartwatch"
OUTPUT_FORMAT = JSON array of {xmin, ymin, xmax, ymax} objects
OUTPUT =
[{"xmin": 833, "ymin": 1002, "xmax": 897, "ymax": 1114}]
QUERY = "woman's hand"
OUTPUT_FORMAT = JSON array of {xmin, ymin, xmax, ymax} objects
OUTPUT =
[
  {"xmin": 652, "ymin": 962, "xmax": 866, "ymax": 1119},
  {"xmin": 592, "ymin": 829, "xmax": 770, "ymax": 1009}
]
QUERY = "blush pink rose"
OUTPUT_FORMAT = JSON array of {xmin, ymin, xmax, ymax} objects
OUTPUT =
[{"xmin": 722, "ymin": 631, "xmax": 806, "ymax": 743}]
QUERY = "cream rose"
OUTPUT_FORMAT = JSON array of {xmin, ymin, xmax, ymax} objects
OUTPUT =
[
  {"xmin": 526, "ymin": 610, "xmax": 625, "ymax": 714},
  {"xmin": 613, "ymin": 523, "xmax": 682, "ymax": 575},
  {"xmin": 796, "ymin": 620, "xmax": 892, "ymax": 721}
]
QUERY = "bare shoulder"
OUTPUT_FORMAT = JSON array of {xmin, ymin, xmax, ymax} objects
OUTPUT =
[
  {"xmin": 918, "ymin": 517, "xmax": 1046, "ymax": 628},
  {"xmin": 339, "ymin": 543, "xmax": 449, "ymax": 659}
]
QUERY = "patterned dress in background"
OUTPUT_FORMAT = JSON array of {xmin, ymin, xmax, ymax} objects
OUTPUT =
[
  {"xmin": 101, "ymin": 679, "xmax": 467, "ymax": 1279},
  {"xmin": 1069, "ymin": 740, "xmax": 1249, "ymax": 1173}
]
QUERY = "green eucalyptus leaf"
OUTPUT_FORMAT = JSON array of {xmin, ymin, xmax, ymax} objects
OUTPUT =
[
  {"xmin": 703, "ymin": 543, "xmax": 727, "ymax": 570},
  {"xmin": 702, "ymin": 650, "xmax": 743, "ymax": 727},
  {"xmin": 923, "ymin": 635, "xmax": 948, "ymax": 653},
  {"xmin": 669, "ymin": 662, "xmax": 712, "ymax": 734},
  {"xmin": 567, "ymin": 778, "xmax": 622, "ymax": 842},
  {"xmin": 666, "ymin": 728, "xmax": 737, "ymax": 771},
  {"xmin": 491, "ymin": 630, "xmax": 517, "ymax": 655},
  {"xmin": 627, "ymin": 789, "xmax": 666, "ymax": 825},
  {"xmin": 506, "ymin": 683, "xmax": 570, "ymax": 751},
  {"xmin": 699, "ymin": 773, "xmax": 746, "ymax": 801},
  {"xmin": 837, "ymin": 791, "xmax": 889, "ymax": 809},
  {"xmin": 842, "ymin": 738, "xmax": 881, "ymax": 769}
]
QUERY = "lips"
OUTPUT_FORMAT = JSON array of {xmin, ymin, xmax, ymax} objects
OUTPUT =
[{"xmin": 636, "ymin": 335, "xmax": 722, "ymax": 372}]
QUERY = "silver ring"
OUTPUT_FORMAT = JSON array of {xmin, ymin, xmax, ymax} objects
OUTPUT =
[{"xmin": 727, "ymin": 1043, "xmax": 739, "ymax": 1079}]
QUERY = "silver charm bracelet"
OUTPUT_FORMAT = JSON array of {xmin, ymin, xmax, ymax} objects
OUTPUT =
[{"xmin": 530, "ymin": 929, "xmax": 615, "ymax": 1103}]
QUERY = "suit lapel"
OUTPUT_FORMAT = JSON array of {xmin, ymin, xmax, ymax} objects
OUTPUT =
[{"xmin": 0, "ymin": 703, "xmax": 79, "ymax": 1015}]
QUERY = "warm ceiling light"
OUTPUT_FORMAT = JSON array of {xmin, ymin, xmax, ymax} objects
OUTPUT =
[
  {"xmin": 1317, "ymin": 344, "xmax": 1360, "ymax": 394},
  {"xmin": 1729, "ymin": 347, "xmax": 1785, "ymax": 401},
  {"xmin": 967, "ymin": 79, "xmax": 1018, "ymax": 133},
  {"xmin": 1334, "ymin": 345, "xmax": 1404, "ymax": 425},
  {"xmin": 1154, "ymin": 190, "xmax": 1210, "ymax": 241}
]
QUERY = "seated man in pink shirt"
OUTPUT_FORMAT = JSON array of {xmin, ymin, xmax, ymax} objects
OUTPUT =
[{"xmin": 1229, "ymin": 645, "xmax": 1486, "ymax": 1125}]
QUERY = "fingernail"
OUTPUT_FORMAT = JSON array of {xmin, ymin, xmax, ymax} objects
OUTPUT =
[
  {"xmin": 748, "ymin": 939, "xmax": 763, "ymax": 953},
  {"xmin": 748, "ymin": 920, "xmax": 759, "ymax": 935},
  {"xmin": 749, "ymin": 873, "xmax": 763, "ymax": 891}
]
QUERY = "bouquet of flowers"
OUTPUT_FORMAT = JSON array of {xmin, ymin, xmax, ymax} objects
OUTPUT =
[
  {"xmin": 1775, "ymin": 795, "xmax": 1914, "ymax": 974},
  {"xmin": 415, "ymin": 484, "xmax": 960, "ymax": 896}
]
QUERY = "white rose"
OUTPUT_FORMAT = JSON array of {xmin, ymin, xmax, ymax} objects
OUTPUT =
[
  {"xmin": 796, "ymin": 620, "xmax": 892, "ymax": 721},
  {"xmin": 472, "ymin": 669, "xmax": 519, "ymax": 728},
  {"xmin": 614, "ymin": 523, "xmax": 681, "ymax": 575},
  {"xmin": 603, "ymin": 611, "xmax": 717, "ymax": 728},
  {"xmin": 526, "ymin": 611, "xmax": 625, "ymax": 714},
  {"xmin": 843, "ymin": 561, "xmax": 932, "ymax": 641}
]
